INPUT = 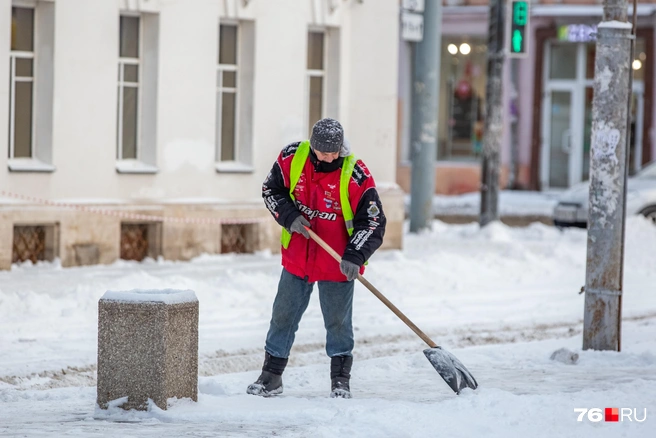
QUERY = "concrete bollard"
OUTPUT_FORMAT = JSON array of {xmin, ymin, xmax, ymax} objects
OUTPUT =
[{"xmin": 96, "ymin": 289, "xmax": 199, "ymax": 411}]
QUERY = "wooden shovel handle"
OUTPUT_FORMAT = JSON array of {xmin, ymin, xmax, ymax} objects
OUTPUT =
[{"xmin": 305, "ymin": 227, "xmax": 438, "ymax": 349}]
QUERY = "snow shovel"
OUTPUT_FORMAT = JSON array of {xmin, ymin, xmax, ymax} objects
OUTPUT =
[{"xmin": 306, "ymin": 227, "xmax": 478, "ymax": 394}]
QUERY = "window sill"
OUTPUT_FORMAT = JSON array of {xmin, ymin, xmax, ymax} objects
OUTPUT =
[
  {"xmin": 8, "ymin": 158, "xmax": 56, "ymax": 173},
  {"xmin": 116, "ymin": 160, "xmax": 159, "ymax": 174},
  {"xmin": 215, "ymin": 162, "xmax": 254, "ymax": 174}
]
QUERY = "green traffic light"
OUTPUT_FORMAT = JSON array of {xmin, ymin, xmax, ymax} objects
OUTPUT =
[
  {"xmin": 512, "ymin": 29, "xmax": 523, "ymax": 53},
  {"xmin": 513, "ymin": 2, "xmax": 527, "ymax": 26},
  {"xmin": 510, "ymin": 1, "xmax": 528, "ymax": 55}
]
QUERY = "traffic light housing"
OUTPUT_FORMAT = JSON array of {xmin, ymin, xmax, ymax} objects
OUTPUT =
[{"xmin": 508, "ymin": 1, "xmax": 529, "ymax": 58}]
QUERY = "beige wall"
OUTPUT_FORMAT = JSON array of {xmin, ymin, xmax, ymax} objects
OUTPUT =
[
  {"xmin": 0, "ymin": 0, "xmax": 403, "ymax": 268},
  {"xmin": 0, "ymin": 0, "xmax": 398, "ymax": 201}
]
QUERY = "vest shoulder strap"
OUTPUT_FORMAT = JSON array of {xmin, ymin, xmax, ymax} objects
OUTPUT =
[
  {"xmin": 288, "ymin": 141, "xmax": 311, "ymax": 198},
  {"xmin": 340, "ymin": 155, "xmax": 357, "ymax": 234}
]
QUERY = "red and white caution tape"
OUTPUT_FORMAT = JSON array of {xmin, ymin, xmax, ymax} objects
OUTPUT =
[{"xmin": 0, "ymin": 190, "xmax": 266, "ymax": 225}]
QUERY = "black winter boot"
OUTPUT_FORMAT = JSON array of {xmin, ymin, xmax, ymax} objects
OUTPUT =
[
  {"xmin": 330, "ymin": 355, "xmax": 353, "ymax": 399},
  {"xmin": 247, "ymin": 352, "xmax": 288, "ymax": 396}
]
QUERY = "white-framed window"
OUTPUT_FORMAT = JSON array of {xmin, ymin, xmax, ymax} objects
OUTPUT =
[
  {"xmin": 215, "ymin": 20, "xmax": 255, "ymax": 173},
  {"xmin": 116, "ymin": 12, "xmax": 159, "ymax": 174},
  {"xmin": 117, "ymin": 15, "xmax": 140, "ymax": 161},
  {"xmin": 9, "ymin": 6, "xmax": 35, "ymax": 160},
  {"xmin": 217, "ymin": 23, "xmax": 238, "ymax": 162},
  {"xmin": 7, "ymin": 2, "xmax": 55, "ymax": 173},
  {"xmin": 306, "ymin": 28, "xmax": 339, "ymax": 136},
  {"xmin": 307, "ymin": 30, "xmax": 325, "ymax": 135}
]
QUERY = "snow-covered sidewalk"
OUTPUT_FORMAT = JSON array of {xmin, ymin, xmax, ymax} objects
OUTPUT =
[
  {"xmin": 1, "ymin": 218, "xmax": 655, "ymax": 437},
  {"xmin": 431, "ymin": 190, "xmax": 561, "ymax": 217}
]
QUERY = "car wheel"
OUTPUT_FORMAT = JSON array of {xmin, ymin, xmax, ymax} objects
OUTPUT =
[{"xmin": 639, "ymin": 206, "xmax": 656, "ymax": 225}]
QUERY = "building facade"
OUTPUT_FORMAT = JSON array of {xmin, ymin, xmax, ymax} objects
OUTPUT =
[
  {"xmin": 397, "ymin": 1, "xmax": 656, "ymax": 194},
  {"xmin": 0, "ymin": 0, "xmax": 404, "ymax": 269}
]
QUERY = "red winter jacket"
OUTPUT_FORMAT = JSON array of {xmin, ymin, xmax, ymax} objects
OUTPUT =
[{"xmin": 262, "ymin": 142, "xmax": 386, "ymax": 282}]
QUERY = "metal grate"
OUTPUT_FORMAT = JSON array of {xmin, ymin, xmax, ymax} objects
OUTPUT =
[
  {"xmin": 120, "ymin": 223, "xmax": 149, "ymax": 261},
  {"xmin": 221, "ymin": 223, "xmax": 256, "ymax": 254},
  {"xmin": 12, "ymin": 225, "xmax": 46, "ymax": 264}
]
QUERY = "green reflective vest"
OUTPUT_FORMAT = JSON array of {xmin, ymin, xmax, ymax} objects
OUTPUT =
[{"xmin": 281, "ymin": 140, "xmax": 356, "ymax": 249}]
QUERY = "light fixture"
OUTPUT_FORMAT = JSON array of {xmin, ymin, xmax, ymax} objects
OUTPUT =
[
  {"xmin": 459, "ymin": 43, "xmax": 471, "ymax": 55},
  {"xmin": 447, "ymin": 44, "xmax": 458, "ymax": 55},
  {"xmin": 639, "ymin": 52, "xmax": 647, "ymax": 61},
  {"xmin": 632, "ymin": 59, "xmax": 642, "ymax": 70}
]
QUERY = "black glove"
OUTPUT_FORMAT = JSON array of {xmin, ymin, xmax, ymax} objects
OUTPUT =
[
  {"xmin": 340, "ymin": 259, "xmax": 360, "ymax": 281},
  {"xmin": 289, "ymin": 215, "xmax": 310, "ymax": 238}
]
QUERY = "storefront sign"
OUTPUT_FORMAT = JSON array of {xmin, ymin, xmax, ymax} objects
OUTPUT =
[
  {"xmin": 401, "ymin": 11, "xmax": 423, "ymax": 42},
  {"xmin": 558, "ymin": 24, "xmax": 597, "ymax": 42}
]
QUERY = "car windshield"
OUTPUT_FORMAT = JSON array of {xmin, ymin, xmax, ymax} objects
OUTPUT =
[{"xmin": 635, "ymin": 162, "xmax": 656, "ymax": 179}]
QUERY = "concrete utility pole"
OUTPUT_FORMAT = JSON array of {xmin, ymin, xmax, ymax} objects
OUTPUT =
[
  {"xmin": 479, "ymin": 0, "xmax": 505, "ymax": 226},
  {"xmin": 583, "ymin": 0, "xmax": 634, "ymax": 351},
  {"xmin": 409, "ymin": 0, "xmax": 442, "ymax": 232}
]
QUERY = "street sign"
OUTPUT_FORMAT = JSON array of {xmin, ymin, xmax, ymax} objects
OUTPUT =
[
  {"xmin": 558, "ymin": 24, "xmax": 597, "ymax": 42},
  {"xmin": 507, "ymin": 0, "xmax": 530, "ymax": 58},
  {"xmin": 401, "ymin": 11, "xmax": 424, "ymax": 42},
  {"xmin": 402, "ymin": 0, "xmax": 425, "ymax": 13}
]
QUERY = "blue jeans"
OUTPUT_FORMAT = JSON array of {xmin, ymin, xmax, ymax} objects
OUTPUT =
[{"xmin": 265, "ymin": 268, "xmax": 354, "ymax": 359}]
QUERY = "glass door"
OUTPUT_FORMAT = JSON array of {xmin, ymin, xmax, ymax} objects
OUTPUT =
[
  {"xmin": 544, "ymin": 39, "xmax": 648, "ymax": 189},
  {"xmin": 545, "ymin": 89, "xmax": 574, "ymax": 188},
  {"xmin": 541, "ymin": 42, "xmax": 586, "ymax": 189}
]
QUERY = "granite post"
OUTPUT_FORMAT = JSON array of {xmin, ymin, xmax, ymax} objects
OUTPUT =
[{"xmin": 97, "ymin": 289, "xmax": 199, "ymax": 410}]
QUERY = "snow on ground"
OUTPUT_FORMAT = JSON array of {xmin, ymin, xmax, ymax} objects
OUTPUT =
[
  {"xmin": 423, "ymin": 190, "xmax": 562, "ymax": 216},
  {"xmin": 1, "ymin": 217, "xmax": 655, "ymax": 437}
]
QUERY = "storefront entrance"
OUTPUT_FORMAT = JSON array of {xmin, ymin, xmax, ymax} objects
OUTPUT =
[{"xmin": 541, "ymin": 40, "xmax": 646, "ymax": 189}]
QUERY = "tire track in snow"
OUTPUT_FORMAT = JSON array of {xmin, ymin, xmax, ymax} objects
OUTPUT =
[{"xmin": 4, "ymin": 313, "xmax": 653, "ymax": 390}]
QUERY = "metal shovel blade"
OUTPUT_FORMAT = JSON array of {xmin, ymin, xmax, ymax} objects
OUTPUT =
[{"xmin": 423, "ymin": 347, "xmax": 478, "ymax": 394}]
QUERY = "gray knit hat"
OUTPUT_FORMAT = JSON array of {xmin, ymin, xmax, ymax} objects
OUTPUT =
[{"xmin": 310, "ymin": 118, "xmax": 344, "ymax": 153}]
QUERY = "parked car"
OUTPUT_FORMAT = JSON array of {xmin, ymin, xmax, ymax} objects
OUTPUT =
[{"xmin": 553, "ymin": 161, "xmax": 656, "ymax": 228}]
